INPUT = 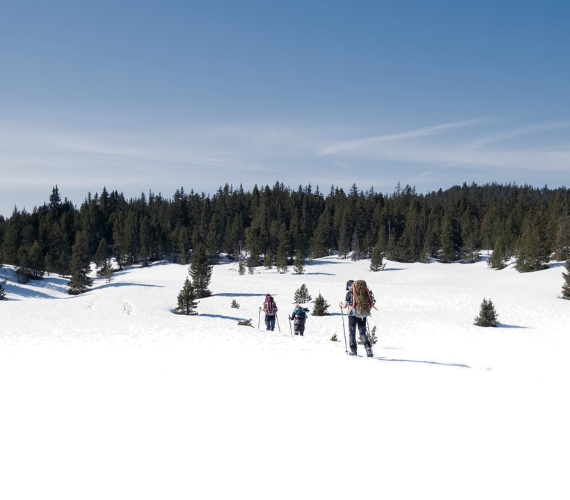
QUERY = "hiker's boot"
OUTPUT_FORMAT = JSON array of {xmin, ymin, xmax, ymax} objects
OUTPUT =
[{"xmin": 366, "ymin": 346, "xmax": 373, "ymax": 358}]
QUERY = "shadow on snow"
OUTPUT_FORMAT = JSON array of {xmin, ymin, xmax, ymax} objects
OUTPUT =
[
  {"xmin": 374, "ymin": 356, "xmax": 470, "ymax": 369},
  {"xmin": 214, "ymin": 293, "xmax": 267, "ymax": 297},
  {"xmin": 199, "ymin": 313, "xmax": 249, "ymax": 322}
]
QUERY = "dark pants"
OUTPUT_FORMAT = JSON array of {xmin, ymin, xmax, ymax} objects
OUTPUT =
[
  {"xmin": 294, "ymin": 323, "xmax": 305, "ymax": 336},
  {"xmin": 265, "ymin": 314, "xmax": 275, "ymax": 330},
  {"xmin": 348, "ymin": 315, "xmax": 369, "ymax": 351}
]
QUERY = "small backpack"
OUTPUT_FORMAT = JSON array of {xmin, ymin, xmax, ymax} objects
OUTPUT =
[
  {"xmin": 350, "ymin": 280, "xmax": 376, "ymax": 317},
  {"xmin": 294, "ymin": 308, "xmax": 308, "ymax": 321}
]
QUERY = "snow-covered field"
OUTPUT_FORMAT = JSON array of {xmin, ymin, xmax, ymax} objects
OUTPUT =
[{"xmin": 1, "ymin": 256, "xmax": 568, "ymax": 500}]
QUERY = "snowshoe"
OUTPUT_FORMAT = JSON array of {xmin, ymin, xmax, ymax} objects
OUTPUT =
[{"xmin": 366, "ymin": 346, "xmax": 373, "ymax": 358}]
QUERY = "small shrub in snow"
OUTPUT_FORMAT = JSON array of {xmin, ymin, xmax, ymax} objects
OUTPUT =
[
  {"xmin": 358, "ymin": 325, "xmax": 378, "ymax": 345},
  {"xmin": 231, "ymin": 299, "xmax": 240, "ymax": 309},
  {"xmin": 312, "ymin": 293, "xmax": 330, "ymax": 316},
  {"xmin": 330, "ymin": 334, "xmax": 339, "ymax": 342},
  {"xmin": 238, "ymin": 319, "xmax": 253, "ymax": 327},
  {"xmin": 474, "ymin": 298, "xmax": 499, "ymax": 327}
]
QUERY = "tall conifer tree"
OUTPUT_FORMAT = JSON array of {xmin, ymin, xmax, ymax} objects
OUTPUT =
[
  {"xmin": 561, "ymin": 258, "xmax": 570, "ymax": 300},
  {"xmin": 176, "ymin": 277, "xmax": 199, "ymax": 315},
  {"xmin": 293, "ymin": 250, "xmax": 305, "ymax": 275},
  {"xmin": 488, "ymin": 236, "xmax": 509, "ymax": 270},
  {"xmin": 68, "ymin": 231, "xmax": 93, "ymax": 295},
  {"xmin": 189, "ymin": 243, "xmax": 212, "ymax": 298},
  {"xmin": 370, "ymin": 242, "xmax": 384, "ymax": 271}
]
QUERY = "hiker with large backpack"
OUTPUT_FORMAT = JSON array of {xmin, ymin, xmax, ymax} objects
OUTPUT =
[
  {"xmin": 339, "ymin": 279, "xmax": 377, "ymax": 357},
  {"xmin": 289, "ymin": 304, "xmax": 310, "ymax": 336},
  {"xmin": 260, "ymin": 294, "xmax": 278, "ymax": 331}
]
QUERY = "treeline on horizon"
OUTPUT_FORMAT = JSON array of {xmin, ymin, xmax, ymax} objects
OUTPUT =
[{"xmin": 1, "ymin": 181, "xmax": 569, "ymax": 281}]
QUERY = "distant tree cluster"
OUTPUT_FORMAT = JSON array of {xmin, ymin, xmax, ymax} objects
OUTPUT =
[{"xmin": 1, "ymin": 182, "xmax": 570, "ymax": 295}]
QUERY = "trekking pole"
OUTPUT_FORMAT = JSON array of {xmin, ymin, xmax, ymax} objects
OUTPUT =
[
  {"xmin": 276, "ymin": 313, "xmax": 281, "ymax": 332},
  {"xmin": 340, "ymin": 307, "xmax": 348, "ymax": 354},
  {"xmin": 258, "ymin": 308, "xmax": 261, "ymax": 329},
  {"xmin": 288, "ymin": 316, "xmax": 293, "ymax": 336}
]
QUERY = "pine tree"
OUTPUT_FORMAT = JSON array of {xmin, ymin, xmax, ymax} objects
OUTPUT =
[
  {"xmin": 338, "ymin": 214, "xmax": 349, "ymax": 259},
  {"xmin": 515, "ymin": 211, "xmax": 550, "ymax": 272},
  {"xmin": 293, "ymin": 250, "xmax": 305, "ymax": 275},
  {"xmin": 16, "ymin": 247, "xmax": 30, "ymax": 283},
  {"xmin": 488, "ymin": 236, "xmax": 508, "ymax": 270},
  {"xmin": 103, "ymin": 260, "xmax": 114, "ymax": 284},
  {"xmin": 561, "ymin": 258, "xmax": 570, "ymax": 300},
  {"xmin": 176, "ymin": 277, "xmax": 199, "ymax": 315},
  {"xmin": 68, "ymin": 231, "xmax": 93, "ymax": 295},
  {"xmin": 440, "ymin": 214, "xmax": 457, "ymax": 263},
  {"xmin": 189, "ymin": 243, "xmax": 213, "ymax": 298},
  {"xmin": 474, "ymin": 298, "xmax": 499, "ymax": 327},
  {"xmin": 312, "ymin": 293, "xmax": 330, "ymax": 316},
  {"xmin": 277, "ymin": 254, "xmax": 288, "ymax": 274},
  {"xmin": 370, "ymin": 242, "xmax": 384, "ymax": 271},
  {"xmin": 58, "ymin": 249, "xmax": 70, "ymax": 277},
  {"xmin": 28, "ymin": 240, "xmax": 44, "ymax": 279},
  {"xmin": 264, "ymin": 248, "xmax": 273, "ymax": 269},
  {"xmin": 94, "ymin": 238, "xmax": 109, "ymax": 273},
  {"xmin": 351, "ymin": 229, "xmax": 361, "ymax": 261},
  {"xmin": 247, "ymin": 251, "xmax": 258, "ymax": 274},
  {"xmin": 238, "ymin": 259, "xmax": 245, "ymax": 275},
  {"xmin": 294, "ymin": 284, "xmax": 312, "ymax": 304},
  {"xmin": 275, "ymin": 245, "xmax": 288, "ymax": 273},
  {"xmin": 0, "ymin": 280, "xmax": 7, "ymax": 301}
]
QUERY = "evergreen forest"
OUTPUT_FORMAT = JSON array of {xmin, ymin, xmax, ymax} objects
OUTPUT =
[{"xmin": 1, "ymin": 182, "xmax": 570, "ymax": 283}]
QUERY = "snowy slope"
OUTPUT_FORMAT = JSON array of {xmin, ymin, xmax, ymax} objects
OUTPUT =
[{"xmin": 1, "ymin": 257, "xmax": 568, "ymax": 500}]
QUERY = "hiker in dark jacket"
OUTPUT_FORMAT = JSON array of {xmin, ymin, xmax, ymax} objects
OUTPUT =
[
  {"xmin": 289, "ymin": 304, "xmax": 309, "ymax": 336},
  {"xmin": 339, "ymin": 280, "xmax": 376, "ymax": 357},
  {"xmin": 260, "ymin": 294, "xmax": 278, "ymax": 331}
]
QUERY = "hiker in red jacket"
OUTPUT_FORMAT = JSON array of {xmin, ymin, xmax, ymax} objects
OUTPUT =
[{"xmin": 260, "ymin": 294, "xmax": 278, "ymax": 331}]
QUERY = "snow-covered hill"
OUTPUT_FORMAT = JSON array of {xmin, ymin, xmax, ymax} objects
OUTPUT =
[{"xmin": 1, "ymin": 257, "xmax": 568, "ymax": 499}]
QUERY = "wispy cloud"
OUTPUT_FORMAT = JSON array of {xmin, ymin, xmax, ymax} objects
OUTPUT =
[
  {"xmin": 319, "ymin": 118, "xmax": 491, "ymax": 155},
  {"xmin": 319, "ymin": 119, "xmax": 570, "ymax": 172}
]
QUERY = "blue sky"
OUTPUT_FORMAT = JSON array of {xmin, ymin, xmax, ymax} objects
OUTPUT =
[{"xmin": 1, "ymin": 0, "xmax": 569, "ymax": 216}]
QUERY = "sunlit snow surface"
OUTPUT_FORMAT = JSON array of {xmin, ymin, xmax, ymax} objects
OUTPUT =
[{"xmin": 1, "ymin": 256, "xmax": 568, "ymax": 500}]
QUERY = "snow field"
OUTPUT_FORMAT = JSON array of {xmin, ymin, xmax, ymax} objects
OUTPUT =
[{"xmin": 1, "ymin": 256, "xmax": 568, "ymax": 499}]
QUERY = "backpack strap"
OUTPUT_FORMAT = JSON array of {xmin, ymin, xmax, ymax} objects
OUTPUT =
[
  {"xmin": 367, "ymin": 287, "xmax": 378, "ymax": 310},
  {"xmin": 348, "ymin": 283, "xmax": 356, "ymax": 314}
]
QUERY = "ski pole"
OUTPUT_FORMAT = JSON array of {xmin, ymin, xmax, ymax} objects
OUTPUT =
[
  {"xmin": 258, "ymin": 308, "xmax": 261, "ymax": 329},
  {"xmin": 288, "ymin": 316, "xmax": 293, "ymax": 336},
  {"xmin": 276, "ymin": 313, "xmax": 281, "ymax": 332},
  {"xmin": 340, "ymin": 306, "xmax": 348, "ymax": 354}
]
